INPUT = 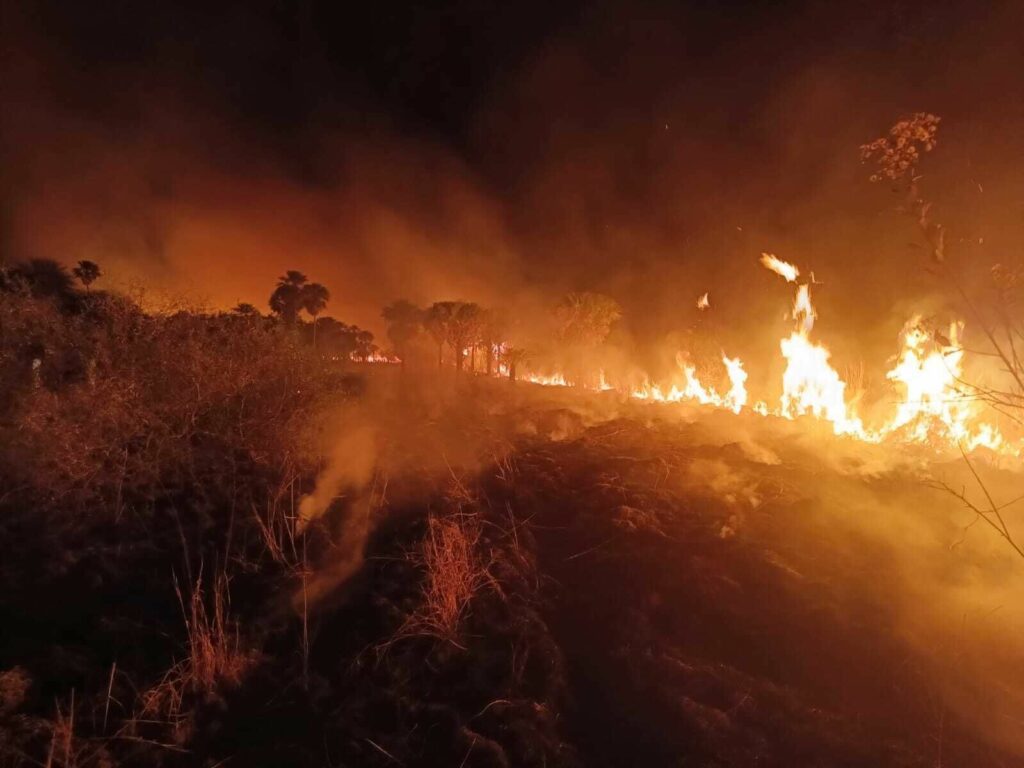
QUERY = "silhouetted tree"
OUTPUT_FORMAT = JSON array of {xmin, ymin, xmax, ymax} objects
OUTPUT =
[
  {"xmin": 72, "ymin": 260, "xmax": 101, "ymax": 291},
  {"xmin": 479, "ymin": 308, "xmax": 507, "ymax": 375},
  {"xmin": 269, "ymin": 271, "xmax": 308, "ymax": 324},
  {"xmin": 9, "ymin": 259, "xmax": 75, "ymax": 299},
  {"xmin": 269, "ymin": 272, "xmax": 330, "ymax": 336},
  {"xmin": 317, "ymin": 318, "xmax": 376, "ymax": 360},
  {"xmin": 232, "ymin": 302, "xmax": 260, "ymax": 317},
  {"xmin": 554, "ymin": 291, "xmax": 621, "ymax": 385},
  {"xmin": 449, "ymin": 302, "xmax": 484, "ymax": 373},
  {"xmin": 424, "ymin": 301, "xmax": 457, "ymax": 368},
  {"xmin": 381, "ymin": 300, "xmax": 424, "ymax": 367},
  {"xmin": 301, "ymin": 283, "xmax": 331, "ymax": 345},
  {"xmin": 504, "ymin": 346, "xmax": 529, "ymax": 382}
]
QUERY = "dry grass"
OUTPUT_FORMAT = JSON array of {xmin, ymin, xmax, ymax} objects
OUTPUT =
[
  {"xmin": 396, "ymin": 507, "xmax": 499, "ymax": 648},
  {"xmin": 138, "ymin": 570, "xmax": 257, "ymax": 732},
  {"xmin": 251, "ymin": 476, "xmax": 306, "ymax": 571}
]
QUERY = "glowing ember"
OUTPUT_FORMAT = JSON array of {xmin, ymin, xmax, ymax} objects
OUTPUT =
[{"xmin": 696, "ymin": 292, "xmax": 710, "ymax": 310}]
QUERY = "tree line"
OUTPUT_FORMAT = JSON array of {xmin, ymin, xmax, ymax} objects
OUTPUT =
[
  {"xmin": 1, "ymin": 257, "xmax": 623, "ymax": 384},
  {"xmin": 381, "ymin": 292, "xmax": 622, "ymax": 383}
]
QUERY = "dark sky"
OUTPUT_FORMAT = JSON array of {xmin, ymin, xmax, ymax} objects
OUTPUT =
[{"xmin": 3, "ymin": 0, "xmax": 1024, "ymax": 365}]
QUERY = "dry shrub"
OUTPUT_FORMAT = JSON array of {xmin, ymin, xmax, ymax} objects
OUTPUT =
[
  {"xmin": 398, "ymin": 511, "xmax": 499, "ymax": 647},
  {"xmin": 0, "ymin": 289, "xmax": 345, "ymax": 518}
]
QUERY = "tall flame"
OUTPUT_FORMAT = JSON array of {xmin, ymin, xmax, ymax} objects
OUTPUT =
[{"xmin": 884, "ymin": 318, "xmax": 1004, "ymax": 451}]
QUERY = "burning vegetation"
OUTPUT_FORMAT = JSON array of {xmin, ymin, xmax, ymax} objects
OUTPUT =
[{"xmin": 3, "ymin": 0, "xmax": 1024, "ymax": 763}]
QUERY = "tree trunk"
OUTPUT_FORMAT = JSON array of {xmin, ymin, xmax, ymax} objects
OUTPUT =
[
  {"xmin": 509, "ymin": 361, "xmax": 517, "ymax": 382},
  {"xmin": 312, "ymin": 316, "xmax": 318, "ymax": 348}
]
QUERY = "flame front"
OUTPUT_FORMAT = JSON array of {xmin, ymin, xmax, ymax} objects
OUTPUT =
[{"xmin": 364, "ymin": 254, "xmax": 1020, "ymax": 457}]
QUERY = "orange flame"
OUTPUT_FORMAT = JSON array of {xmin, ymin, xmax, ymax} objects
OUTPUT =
[
  {"xmin": 360, "ymin": 255, "xmax": 1020, "ymax": 456},
  {"xmin": 760, "ymin": 253, "xmax": 800, "ymax": 282}
]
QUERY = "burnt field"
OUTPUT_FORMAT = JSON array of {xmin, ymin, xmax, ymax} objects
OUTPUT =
[{"xmin": 3, "ymin": 360, "xmax": 1023, "ymax": 768}]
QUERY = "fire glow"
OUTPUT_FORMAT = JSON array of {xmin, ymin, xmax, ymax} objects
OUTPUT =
[
  {"xmin": 364, "ymin": 256, "xmax": 1015, "ymax": 456},
  {"xmin": 522, "ymin": 256, "xmax": 1015, "ymax": 456}
]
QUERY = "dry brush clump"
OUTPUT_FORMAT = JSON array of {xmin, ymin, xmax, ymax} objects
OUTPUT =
[
  {"xmin": 0, "ymin": 290, "xmax": 345, "ymax": 517},
  {"xmin": 402, "ymin": 513, "xmax": 498, "ymax": 645},
  {"xmin": 136, "ymin": 570, "xmax": 258, "ymax": 739},
  {"xmin": 390, "ymin": 479, "xmax": 502, "ymax": 649}
]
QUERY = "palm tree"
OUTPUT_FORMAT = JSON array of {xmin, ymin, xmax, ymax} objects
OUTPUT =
[
  {"xmin": 269, "ymin": 271, "xmax": 308, "ymax": 324},
  {"xmin": 300, "ymin": 283, "xmax": 330, "ymax": 346},
  {"xmin": 72, "ymin": 260, "xmax": 101, "ymax": 291},
  {"xmin": 381, "ymin": 300, "xmax": 424, "ymax": 367}
]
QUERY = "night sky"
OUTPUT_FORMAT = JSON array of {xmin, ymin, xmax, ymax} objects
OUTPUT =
[{"xmin": 3, "ymin": 0, "xmax": 1024, "ymax": 359}]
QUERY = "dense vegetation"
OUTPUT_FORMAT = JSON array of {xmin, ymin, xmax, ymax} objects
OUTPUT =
[{"xmin": 0, "ymin": 260, "xmax": 587, "ymax": 767}]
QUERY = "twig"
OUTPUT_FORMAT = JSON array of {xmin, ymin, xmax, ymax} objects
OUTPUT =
[
  {"xmin": 103, "ymin": 661, "xmax": 117, "ymax": 733},
  {"xmin": 565, "ymin": 536, "xmax": 618, "ymax": 561},
  {"xmin": 364, "ymin": 738, "xmax": 403, "ymax": 765}
]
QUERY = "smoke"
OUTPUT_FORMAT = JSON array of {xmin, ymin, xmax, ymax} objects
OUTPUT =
[
  {"xmin": 5, "ymin": 0, "xmax": 1024, "ymax": 358},
  {"xmin": 1, "ymin": 6, "xmax": 525, "ymax": 335},
  {"xmin": 298, "ymin": 422, "xmax": 377, "ymax": 530}
]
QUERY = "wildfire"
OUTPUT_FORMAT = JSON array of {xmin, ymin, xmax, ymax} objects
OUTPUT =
[
  {"xmin": 364, "ymin": 255, "xmax": 1019, "ymax": 457},
  {"xmin": 635, "ymin": 257, "xmax": 1015, "ymax": 454}
]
